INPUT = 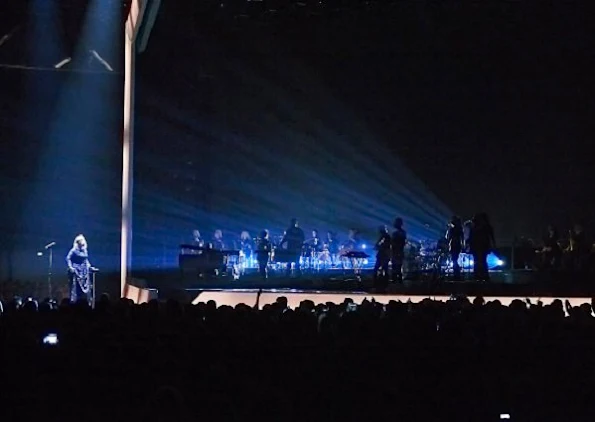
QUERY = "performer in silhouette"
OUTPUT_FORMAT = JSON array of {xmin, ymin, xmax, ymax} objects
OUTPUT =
[
  {"xmin": 374, "ymin": 225, "xmax": 391, "ymax": 291},
  {"xmin": 391, "ymin": 218, "xmax": 407, "ymax": 283},
  {"xmin": 538, "ymin": 225, "xmax": 561, "ymax": 270},
  {"xmin": 281, "ymin": 218, "xmax": 305, "ymax": 276},
  {"xmin": 446, "ymin": 216, "xmax": 464, "ymax": 280},
  {"xmin": 468, "ymin": 212, "xmax": 496, "ymax": 281},
  {"xmin": 256, "ymin": 230, "xmax": 272, "ymax": 280},
  {"xmin": 568, "ymin": 223, "xmax": 591, "ymax": 277}
]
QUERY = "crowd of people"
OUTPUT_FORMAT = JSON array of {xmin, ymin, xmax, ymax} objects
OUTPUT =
[{"xmin": 1, "ymin": 294, "xmax": 595, "ymax": 421}]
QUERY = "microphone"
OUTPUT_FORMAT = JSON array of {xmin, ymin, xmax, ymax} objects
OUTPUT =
[{"xmin": 44, "ymin": 242, "xmax": 56, "ymax": 249}]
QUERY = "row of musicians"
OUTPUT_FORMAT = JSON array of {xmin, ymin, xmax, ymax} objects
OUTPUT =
[{"xmin": 190, "ymin": 227, "xmax": 392, "ymax": 256}]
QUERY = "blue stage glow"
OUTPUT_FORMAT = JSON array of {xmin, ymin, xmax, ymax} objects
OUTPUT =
[
  {"xmin": 132, "ymin": 76, "xmax": 454, "ymax": 270},
  {"xmin": 487, "ymin": 253, "xmax": 504, "ymax": 269},
  {"xmin": 0, "ymin": 1, "xmax": 124, "ymax": 284},
  {"xmin": 447, "ymin": 253, "xmax": 503, "ymax": 270}
]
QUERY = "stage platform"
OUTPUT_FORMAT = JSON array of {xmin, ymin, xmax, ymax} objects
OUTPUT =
[{"xmin": 131, "ymin": 267, "xmax": 595, "ymax": 304}]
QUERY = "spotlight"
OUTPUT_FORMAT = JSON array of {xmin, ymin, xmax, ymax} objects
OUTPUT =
[
  {"xmin": 54, "ymin": 57, "xmax": 72, "ymax": 69},
  {"xmin": 361, "ymin": 244, "xmax": 366, "ymax": 250},
  {"xmin": 89, "ymin": 50, "xmax": 113, "ymax": 72},
  {"xmin": 496, "ymin": 259, "xmax": 505, "ymax": 266},
  {"xmin": 37, "ymin": 252, "xmax": 43, "ymax": 257}
]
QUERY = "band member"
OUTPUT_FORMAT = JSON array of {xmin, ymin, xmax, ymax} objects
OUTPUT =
[
  {"xmin": 239, "ymin": 230, "xmax": 253, "ymax": 257},
  {"xmin": 568, "ymin": 224, "xmax": 590, "ymax": 275},
  {"xmin": 339, "ymin": 229, "xmax": 359, "ymax": 271},
  {"xmin": 307, "ymin": 229, "xmax": 323, "ymax": 253},
  {"xmin": 256, "ymin": 230, "xmax": 272, "ymax": 279},
  {"xmin": 66, "ymin": 234, "xmax": 93, "ymax": 304},
  {"xmin": 191, "ymin": 229, "xmax": 205, "ymax": 247},
  {"xmin": 212, "ymin": 229, "xmax": 225, "ymax": 250},
  {"xmin": 280, "ymin": 218, "xmax": 305, "ymax": 276},
  {"xmin": 374, "ymin": 225, "xmax": 391, "ymax": 291},
  {"xmin": 463, "ymin": 219, "xmax": 473, "ymax": 252},
  {"xmin": 537, "ymin": 225, "xmax": 561, "ymax": 269},
  {"xmin": 303, "ymin": 229, "xmax": 322, "ymax": 268},
  {"xmin": 340, "ymin": 229, "xmax": 359, "ymax": 254},
  {"xmin": 326, "ymin": 231, "xmax": 339, "ymax": 266},
  {"xmin": 446, "ymin": 216, "xmax": 464, "ymax": 279},
  {"xmin": 468, "ymin": 212, "xmax": 496, "ymax": 281},
  {"xmin": 391, "ymin": 218, "xmax": 407, "ymax": 282}
]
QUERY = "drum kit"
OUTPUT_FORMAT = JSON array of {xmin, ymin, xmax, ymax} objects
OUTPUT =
[{"xmin": 405, "ymin": 239, "xmax": 476, "ymax": 279}]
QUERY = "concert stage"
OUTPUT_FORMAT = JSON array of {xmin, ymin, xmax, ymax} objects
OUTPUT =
[{"xmin": 131, "ymin": 268, "xmax": 595, "ymax": 304}]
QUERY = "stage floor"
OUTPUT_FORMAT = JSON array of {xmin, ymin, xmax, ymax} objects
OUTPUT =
[{"xmin": 135, "ymin": 268, "xmax": 595, "ymax": 300}]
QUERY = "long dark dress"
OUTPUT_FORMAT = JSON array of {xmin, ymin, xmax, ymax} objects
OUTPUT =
[{"xmin": 66, "ymin": 247, "xmax": 91, "ymax": 303}]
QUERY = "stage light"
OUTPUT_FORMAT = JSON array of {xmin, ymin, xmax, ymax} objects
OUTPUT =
[
  {"xmin": 361, "ymin": 244, "xmax": 366, "ymax": 249},
  {"xmin": 89, "ymin": 50, "xmax": 113, "ymax": 71},
  {"xmin": 487, "ymin": 253, "xmax": 503, "ymax": 269},
  {"xmin": 54, "ymin": 57, "xmax": 72, "ymax": 68}
]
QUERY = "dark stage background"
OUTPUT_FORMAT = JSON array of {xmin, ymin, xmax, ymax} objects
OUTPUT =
[
  {"xmin": 132, "ymin": 1, "xmax": 594, "ymax": 269},
  {"xmin": 0, "ymin": 1, "xmax": 593, "ymax": 285}
]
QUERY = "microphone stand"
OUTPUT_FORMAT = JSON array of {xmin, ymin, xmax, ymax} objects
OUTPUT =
[
  {"xmin": 90, "ymin": 267, "xmax": 99, "ymax": 309},
  {"xmin": 45, "ymin": 243, "xmax": 55, "ymax": 299}
]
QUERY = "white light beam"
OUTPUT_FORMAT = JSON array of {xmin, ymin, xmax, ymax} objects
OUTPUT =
[
  {"xmin": 54, "ymin": 57, "xmax": 72, "ymax": 68},
  {"xmin": 0, "ymin": 26, "xmax": 18, "ymax": 48},
  {"xmin": 90, "ymin": 50, "xmax": 113, "ymax": 72}
]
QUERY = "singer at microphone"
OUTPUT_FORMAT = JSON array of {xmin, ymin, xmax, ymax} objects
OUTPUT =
[{"xmin": 66, "ymin": 234, "xmax": 94, "ymax": 305}]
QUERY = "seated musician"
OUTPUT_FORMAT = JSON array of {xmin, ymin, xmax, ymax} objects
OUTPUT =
[
  {"xmin": 339, "ymin": 229, "xmax": 361, "ymax": 271},
  {"xmin": 306, "ymin": 230, "xmax": 323, "ymax": 254},
  {"xmin": 340, "ymin": 229, "xmax": 359, "ymax": 256},
  {"xmin": 239, "ymin": 230, "xmax": 253, "ymax": 258},
  {"xmin": 212, "ymin": 229, "xmax": 225, "ymax": 250},
  {"xmin": 191, "ymin": 229, "xmax": 205, "ymax": 248}
]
